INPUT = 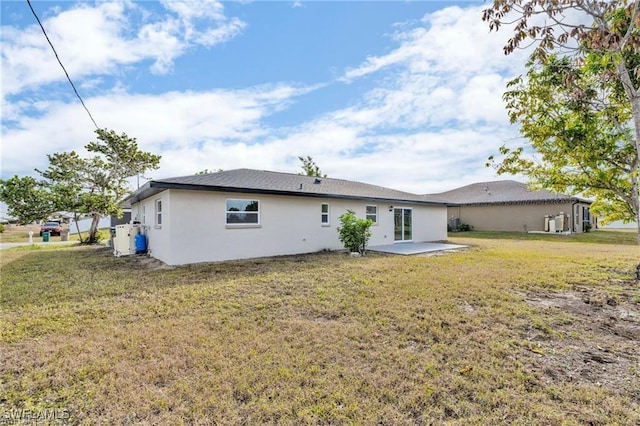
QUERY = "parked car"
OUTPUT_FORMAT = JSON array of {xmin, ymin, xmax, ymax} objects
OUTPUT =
[{"xmin": 40, "ymin": 221, "xmax": 62, "ymax": 236}]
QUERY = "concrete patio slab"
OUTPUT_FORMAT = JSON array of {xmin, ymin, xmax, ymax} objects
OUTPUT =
[{"xmin": 368, "ymin": 242, "xmax": 467, "ymax": 255}]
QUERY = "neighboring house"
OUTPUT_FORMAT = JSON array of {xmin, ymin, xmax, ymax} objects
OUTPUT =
[
  {"xmin": 49, "ymin": 212, "xmax": 73, "ymax": 224},
  {"xmin": 122, "ymin": 169, "xmax": 449, "ymax": 265},
  {"xmin": 435, "ymin": 180, "xmax": 595, "ymax": 233},
  {"xmin": 0, "ymin": 216, "xmax": 16, "ymax": 224},
  {"xmin": 111, "ymin": 209, "xmax": 132, "ymax": 227},
  {"xmin": 66, "ymin": 209, "xmax": 131, "ymax": 233},
  {"xmin": 69, "ymin": 216, "xmax": 111, "ymax": 233}
]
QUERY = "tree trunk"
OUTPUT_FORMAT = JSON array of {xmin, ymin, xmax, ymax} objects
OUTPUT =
[
  {"xmin": 73, "ymin": 212, "xmax": 84, "ymax": 243},
  {"xmin": 87, "ymin": 213, "xmax": 102, "ymax": 244},
  {"xmin": 632, "ymin": 101, "xmax": 640, "ymax": 247},
  {"xmin": 618, "ymin": 63, "xmax": 640, "ymax": 246},
  {"xmin": 628, "ymin": 85, "xmax": 640, "ymax": 279}
]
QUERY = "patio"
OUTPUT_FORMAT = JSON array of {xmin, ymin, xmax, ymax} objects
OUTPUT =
[{"xmin": 368, "ymin": 242, "xmax": 468, "ymax": 255}]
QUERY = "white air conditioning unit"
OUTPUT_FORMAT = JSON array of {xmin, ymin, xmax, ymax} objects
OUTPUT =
[{"xmin": 113, "ymin": 224, "xmax": 140, "ymax": 257}]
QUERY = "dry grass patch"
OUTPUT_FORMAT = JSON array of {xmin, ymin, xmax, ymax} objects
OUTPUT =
[
  {"xmin": 1, "ymin": 239, "xmax": 639, "ymax": 424},
  {"xmin": 0, "ymin": 224, "xmax": 43, "ymax": 243}
]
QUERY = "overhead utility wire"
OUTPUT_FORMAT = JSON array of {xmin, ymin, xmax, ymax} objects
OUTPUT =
[{"xmin": 26, "ymin": 0, "xmax": 99, "ymax": 129}]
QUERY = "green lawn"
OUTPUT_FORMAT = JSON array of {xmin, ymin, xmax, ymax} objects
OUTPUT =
[
  {"xmin": 449, "ymin": 229, "xmax": 638, "ymax": 245},
  {"xmin": 1, "ymin": 237, "xmax": 639, "ymax": 424}
]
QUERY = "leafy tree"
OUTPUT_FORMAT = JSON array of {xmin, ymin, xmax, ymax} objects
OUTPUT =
[
  {"xmin": 488, "ymin": 55, "xmax": 636, "ymax": 225},
  {"xmin": 483, "ymin": 0, "xmax": 640, "ymax": 244},
  {"xmin": 0, "ymin": 175, "xmax": 52, "ymax": 224},
  {"xmin": 337, "ymin": 210, "xmax": 373, "ymax": 255},
  {"xmin": 298, "ymin": 156, "xmax": 327, "ymax": 178},
  {"xmin": 195, "ymin": 168, "xmax": 223, "ymax": 175},
  {"xmin": 38, "ymin": 129, "xmax": 161, "ymax": 243}
]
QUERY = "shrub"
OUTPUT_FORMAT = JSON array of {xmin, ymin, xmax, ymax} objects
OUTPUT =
[
  {"xmin": 0, "ymin": 223, "xmax": 4, "ymax": 234},
  {"xmin": 337, "ymin": 210, "xmax": 373, "ymax": 255}
]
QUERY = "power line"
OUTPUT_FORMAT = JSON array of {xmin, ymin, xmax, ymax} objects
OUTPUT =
[{"xmin": 26, "ymin": 0, "xmax": 99, "ymax": 129}]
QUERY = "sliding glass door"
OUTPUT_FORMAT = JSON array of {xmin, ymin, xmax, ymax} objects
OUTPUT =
[{"xmin": 394, "ymin": 208, "xmax": 412, "ymax": 241}]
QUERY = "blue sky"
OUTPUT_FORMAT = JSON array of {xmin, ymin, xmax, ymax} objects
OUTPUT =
[{"xmin": 1, "ymin": 0, "xmax": 530, "ymax": 198}]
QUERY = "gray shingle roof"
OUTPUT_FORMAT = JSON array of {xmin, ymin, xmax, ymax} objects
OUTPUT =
[
  {"xmin": 434, "ymin": 180, "xmax": 591, "ymax": 205},
  {"xmin": 124, "ymin": 168, "xmax": 448, "ymax": 206}
]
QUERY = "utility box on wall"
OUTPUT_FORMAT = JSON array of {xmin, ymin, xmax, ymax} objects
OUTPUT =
[{"xmin": 113, "ymin": 224, "xmax": 140, "ymax": 256}]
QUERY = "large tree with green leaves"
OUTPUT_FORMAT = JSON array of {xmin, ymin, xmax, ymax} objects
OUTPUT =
[
  {"xmin": 483, "ymin": 0, "xmax": 640, "ymax": 244},
  {"xmin": 0, "ymin": 175, "xmax": 52, "ymax": 224},
  {"xmin": 0, "ymin": 129, "xmax": 160, "ymax": 242},
  {"xmin": 39, "ymin": 129, "xmax": 161, "ymax": 243}
]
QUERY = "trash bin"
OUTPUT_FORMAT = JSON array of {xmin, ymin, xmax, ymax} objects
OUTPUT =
[
  {"xmin": 61, "ymin": 230, "xmax": 69, "ymax": 241},
  {"xmin": 42, "ymin": 232, "xmax": 50, "ymax": 242},
  {"xmin": 135, "ymin": 233, "xmax": 147, "ymax": 254}
]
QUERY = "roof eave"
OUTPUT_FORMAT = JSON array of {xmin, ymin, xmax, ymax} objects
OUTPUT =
[
  {"xmin": 125, "ymin": 181, "xmax": 447, "ymax": 207},
  {"xmin": 453, "ymin": 198, "xmax": 591, "ymax": 207}
]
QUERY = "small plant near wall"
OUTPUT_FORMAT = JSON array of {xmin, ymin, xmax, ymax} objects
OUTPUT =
[
  {"xmin": 458, "ymin": 223, "xmax": 471, "ymax": 232},
  {"xmin": 585, "ymin": 223, "xmax": 592, "ymax": 233},
  {"xmin": 337, "ymin": 210, "xmax": 373, "ymax": 255},
  {"xmin": 449, "ymin": 223, "xmax": 472, "ymax": 232}
]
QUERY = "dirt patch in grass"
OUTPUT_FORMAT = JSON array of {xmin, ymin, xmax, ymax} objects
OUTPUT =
[
  {"xmin": 521, "ymin": 282, "xmax": 640, "ymax": 399},
  {"xmin": 127, "ymin": 253, "xmax": 175, "ymax": 270}
]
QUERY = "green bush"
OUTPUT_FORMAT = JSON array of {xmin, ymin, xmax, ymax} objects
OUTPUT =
[
  {"xmin": 0, "ymin": 223, "xmax": 5, "ymax": 234},
  {"xmin": 337, "ymin": 210, "xmax": 373, "ymax": 255}
]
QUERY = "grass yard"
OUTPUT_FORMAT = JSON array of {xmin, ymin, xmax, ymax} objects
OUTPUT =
[
  {"xmin": 0, "ymin": 224, "xmax": 45, "ymax": 243},
  {"xmin": 449, "ymin": 229, "xmax": 638, "ymax": 245},
  {"xmin": 0, "ymin": 224, "xmax": 109, "ymax": 244},
  {"xmin": 1, "ymin": 237, "xmax": 639, "ymax": 424}
]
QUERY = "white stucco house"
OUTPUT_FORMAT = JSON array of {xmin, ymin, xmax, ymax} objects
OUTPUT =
[{"xmin": 122, "ymin": 169, "xmax": 449, "ymax": 265}]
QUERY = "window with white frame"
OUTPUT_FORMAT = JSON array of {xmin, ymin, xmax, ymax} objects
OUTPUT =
[
  {"xmin": 321, "ymin": 203, "xmax": 329, "ymax": 225},
  {"xmin": 365, "ymin": 205, "xmax": 378, "ymax": 224},
  {"xmin": 226, "ymin": 199, "xmax": 260, "ymax": 225},
  {"xmin": 155, "ymin": 199, "xmax": 162, "ymax": 226}
]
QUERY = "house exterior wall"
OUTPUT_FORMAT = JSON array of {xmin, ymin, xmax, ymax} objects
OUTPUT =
[
  {"xmin": 447, "ymin": 202, "xmax": 595, "ymax": 233},
  {"xmin": 133, "ymin": 191, "xmax": 172, "ymax": 263},
  {"xmin": 571, "ymin": 201, "xmax": 597, "ymax": 232},
  {"xmin": 133, "ymin": 189, "xmax": 447, "ymax": 265}
]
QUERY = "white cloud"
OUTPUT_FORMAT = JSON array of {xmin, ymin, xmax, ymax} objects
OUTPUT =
[
  {"xmin": 268, "ymin": 5, "xmax": 528, "ymax": 191},
  {"xmin": 0, "ymin": 83, "xmax": 316, "ymax": 178},
  {"xmin": 332, "ymin": 6, "xmax": 529, "ymax": 137},
  {"xmin": 1, "ymin": 1, "xmax": 245, "ymax": 95},
  {"xmin": 342, "ymin": 5, "xmax": 519, "ymax": 82},
  {"xmin": 2, "ymin": 3, "xmax": 528, "ymax": 196}
]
